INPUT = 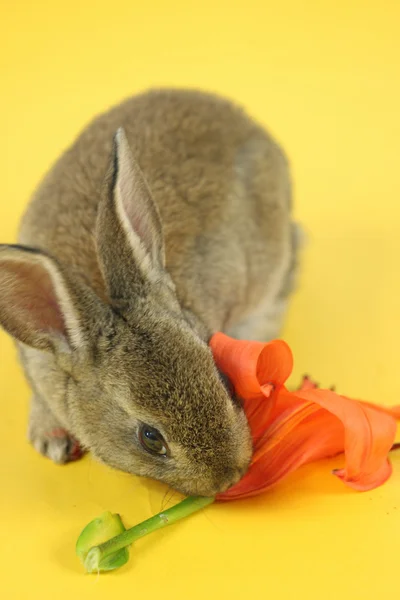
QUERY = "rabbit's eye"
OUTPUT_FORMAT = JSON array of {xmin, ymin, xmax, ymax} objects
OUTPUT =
[{"xmin": 139, "ymin": 424, "xmax": 168, "ymax": 456}]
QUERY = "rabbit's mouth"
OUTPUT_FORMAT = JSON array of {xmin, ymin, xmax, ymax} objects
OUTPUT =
[
  {"xmin": 214, "ymin": 464, "xmax": 249, "ymax": 495},
  {"xmin": 165, "ymin": 447, "xmax": 252, "ymax": 498},
  {"xmin": 169, "ymin": 464, "xmax": 249, "ymax": 498}
]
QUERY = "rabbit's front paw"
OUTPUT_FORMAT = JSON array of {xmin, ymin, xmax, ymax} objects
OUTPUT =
[
  {"xmin": 28, "ymin": 398, "xmax": 84, "ymax": 464},
  {"xmin": 29, "ymin": 425, "xmax": 84, "ymax": 464}
]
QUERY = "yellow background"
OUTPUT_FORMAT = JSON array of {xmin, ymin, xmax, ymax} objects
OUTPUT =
[{"xmin": 1, "ymin": 1, "xmax": 399, "ymax": 598}]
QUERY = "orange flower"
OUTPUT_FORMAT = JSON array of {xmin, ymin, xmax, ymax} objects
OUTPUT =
[{"xmin": 210, "ymin": 333, "xmax": 400, "ymax": 500}]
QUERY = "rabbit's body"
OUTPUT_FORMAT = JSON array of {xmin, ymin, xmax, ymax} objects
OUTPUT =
[
  {"xmin": 20, "ymin": 89, "xmax": 294, "ymax": 337},
  {"xmin": 1, "ymin": 89, "xmax": 299, "ymax": 495}
]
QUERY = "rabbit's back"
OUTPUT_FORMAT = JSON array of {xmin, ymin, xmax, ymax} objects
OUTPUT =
[{"xmin": 19, "ymin": 89, "xmax": 293, "ymax": 334}]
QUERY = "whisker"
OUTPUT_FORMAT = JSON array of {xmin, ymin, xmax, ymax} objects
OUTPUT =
[{"xmin": 160, "ymin": 485, "xmax": 173, "ymax": 511}]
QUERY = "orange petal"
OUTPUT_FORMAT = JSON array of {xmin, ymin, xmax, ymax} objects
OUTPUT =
[
  {"xmin": 209, "ymin": 333, "xmax": 292, "ymax": 401},
  {"xmin": 218, "ymin": 388, "xmax": 398, "ymax": 500},
  {"xmin": 210, "ymin": 333, "xmax": 293, "ymax": 440},
  {"xmin": 253, "ymin": 342, "xmax": 293, "ymax": 435},
  {"xmin": 354, "ymin": 399, "xmax": 400, "ymax": 420},
  {"xmin": 256, "ymin": 340, "xmax": 293, "ymax": 389},
  {"xmin": 294, "ymin": 389, "xmax": 397, "ymax": 490},
  {"xmin": 218, "ymin": 400, "xmax": 344, "ymax": 499}
]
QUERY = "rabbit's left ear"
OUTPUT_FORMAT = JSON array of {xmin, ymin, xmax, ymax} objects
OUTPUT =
[{"xmin": 0, "ymin": 244, "xmax": 105, "ymax": 353}]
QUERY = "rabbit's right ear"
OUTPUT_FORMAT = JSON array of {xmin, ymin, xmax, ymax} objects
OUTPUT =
[
  {"xmin": 96, "ymin": 128, "xmax": 167, "ymax": 304},
  {"xmin": 0, "ymin": 244, "xmax": 105, "ymax": 353}
]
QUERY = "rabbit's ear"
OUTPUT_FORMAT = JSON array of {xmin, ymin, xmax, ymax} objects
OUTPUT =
[
  {"xmin": 96, "ymin": 128, "xmax": 166, "ymax": 303},
  {"xmin": 0, "ymin": 244, "xmax": 104, "ymax": 352}
]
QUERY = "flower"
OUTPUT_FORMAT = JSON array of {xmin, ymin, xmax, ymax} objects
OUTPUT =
[{"xmin": 210, "ymin": 333, "xmax": 400, "ymax": 500}]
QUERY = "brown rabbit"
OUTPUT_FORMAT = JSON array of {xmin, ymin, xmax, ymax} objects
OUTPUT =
[{"xmin": 0, "ymin": 89, "xmax": 300, "ymax": 496}]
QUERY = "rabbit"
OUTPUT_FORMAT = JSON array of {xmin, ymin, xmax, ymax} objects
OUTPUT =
[{"xmin": 0, "ymin": 89, "xmax": 301, "ymax": 497}]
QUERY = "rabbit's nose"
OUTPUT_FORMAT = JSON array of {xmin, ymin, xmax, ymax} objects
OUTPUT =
[{"xmin": 216, "ymin": 465, "xmax": 248, "ymax": 494}]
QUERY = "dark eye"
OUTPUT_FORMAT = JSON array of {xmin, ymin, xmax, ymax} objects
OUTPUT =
[{"xmin": 139, "ymin": 424, "xmax": 168, "ymax": 457}]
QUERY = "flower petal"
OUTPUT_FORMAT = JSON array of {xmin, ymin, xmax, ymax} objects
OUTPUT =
[
  {"xmin": 256, "ymin": 339, "xmax": 293, "ymax": 389},
  {"xmin": 210, "ymin": 333, "xmax": 272, "ymax": 400},
  {"xmin": 294, "ymin": 389, "xmax": 398, "ymax": 490},
  {"xmin": 209, "ymin": 333, "xmax": 293, "ymax": 401},
  {"xmin": 352, "ymin": 400, "xmax": 400, "ymax": 420},
  {"xmin": 210, "ymin": 333, "xmax": 294, "ymax": 441},
  {"xmin": 218, "ymin": 388, "xmax": 398, "ymax": 500},
  {"xmin": 218, "ymin": 396, "xmax": 344, "ymax": 499}
]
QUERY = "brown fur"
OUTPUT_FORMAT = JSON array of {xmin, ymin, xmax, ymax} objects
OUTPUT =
[{"xmin": 0, "ymin": 89, "xmax": 300, "ymax": 496}]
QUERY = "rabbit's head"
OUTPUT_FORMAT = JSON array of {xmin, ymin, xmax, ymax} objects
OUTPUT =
[{"xmin": 0, "ymin": 130, "xmax": 252, "ymax": 496}]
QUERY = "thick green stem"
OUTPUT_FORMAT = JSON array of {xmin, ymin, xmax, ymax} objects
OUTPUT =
[{"xmin": 84, "ymin": 496, "xmax": 215, "ymax": 572}]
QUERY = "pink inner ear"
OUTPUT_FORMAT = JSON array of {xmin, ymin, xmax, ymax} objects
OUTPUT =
[
  {"xmin": 115, "ymin": 144, "xmax": 161, "ymax": 263},
  {"xmin": 119, "ymin": 173, "xmax": 156, "ymax": 260},
  {"xmin": 1, "ymin": 260, "xmax": 66, "ymax": 336},
  {"xmin": 124, "ymin": 196, "xmax": 152, "ymax": 253}
]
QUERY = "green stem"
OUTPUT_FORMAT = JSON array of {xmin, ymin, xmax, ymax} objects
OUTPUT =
[{"xmin": 84, "ymin": 495, "xmax": 215, "ymax": 573}]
